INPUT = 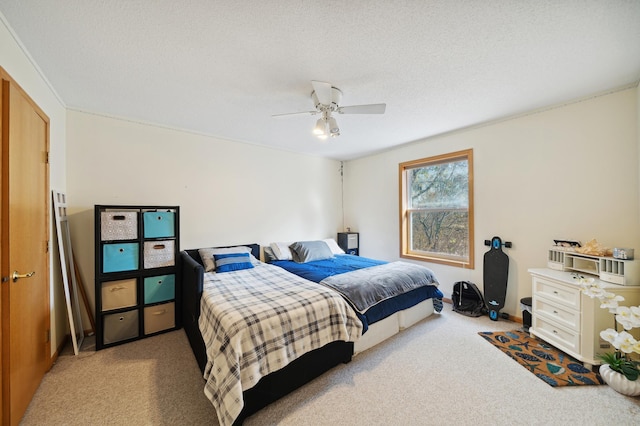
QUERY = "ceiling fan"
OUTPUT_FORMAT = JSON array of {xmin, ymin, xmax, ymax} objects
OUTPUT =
[{"xmin": 273, "ymin": 81, "xmax": 386, "ymax": 139}]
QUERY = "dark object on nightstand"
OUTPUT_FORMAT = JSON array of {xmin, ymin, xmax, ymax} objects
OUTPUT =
[{"xmin": 337, "ymin": 232, "xmax": 359, "ymax": 255}]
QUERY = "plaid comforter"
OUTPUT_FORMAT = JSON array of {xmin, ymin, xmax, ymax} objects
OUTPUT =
[{"xmin": 199, "ymin": 263, "xmax": 363, "ymax": 426}]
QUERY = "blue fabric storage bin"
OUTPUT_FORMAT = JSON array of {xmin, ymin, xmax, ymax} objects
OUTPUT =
[
  {"xmin": 103, "ymin": 243, "xmax": 139, "ymax": 273},
  {"xmin": 143, "ymin": 211, "xmax": 175, "ymax": 238},
  {"xmin": 144, "ymin": 274, "xmax": 175, "ymax": 304}
]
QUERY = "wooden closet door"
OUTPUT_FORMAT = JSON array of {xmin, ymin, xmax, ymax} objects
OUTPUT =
[{"xmin": 1, "ymin": 70, "xmax": 51, "ymax": 426}]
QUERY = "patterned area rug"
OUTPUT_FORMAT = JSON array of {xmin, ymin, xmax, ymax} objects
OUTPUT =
[{"xmin": 479, "ymin": 330, "xmax": 604, "ymax": 387}]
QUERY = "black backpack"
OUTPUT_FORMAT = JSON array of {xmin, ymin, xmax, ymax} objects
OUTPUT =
[{"xmin": 452, "ymin": 281, "xmax": 487, "ymax": 317}]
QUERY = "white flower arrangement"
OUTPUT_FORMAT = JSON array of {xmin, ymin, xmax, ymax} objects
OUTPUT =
[{"xmin": 577, "ymin": 275, "xmax": 640, "ymax": 381}]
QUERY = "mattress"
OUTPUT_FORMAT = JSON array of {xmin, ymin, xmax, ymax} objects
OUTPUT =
[{"xmin": 353, "ymin": 298, "xmax": 436, "ymax": 354}]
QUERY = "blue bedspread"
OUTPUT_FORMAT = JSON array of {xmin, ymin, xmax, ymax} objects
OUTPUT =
[
  {"xmin": 271, "ymin": 254, "xmax": 443, "ymax": 331},
  {"xmin": 271, "ymin": 254, "xmax": 387, "ymax": 283}
]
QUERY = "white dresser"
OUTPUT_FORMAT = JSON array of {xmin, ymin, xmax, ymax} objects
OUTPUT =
[{"xmin": 528, "ymin": 268, "xmax": 640, "ymax": 368}]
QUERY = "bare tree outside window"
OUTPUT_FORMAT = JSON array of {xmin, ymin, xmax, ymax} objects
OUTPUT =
[{"xmin": 399, "ymin": 149, "xmax": 474, "ymax": 268}]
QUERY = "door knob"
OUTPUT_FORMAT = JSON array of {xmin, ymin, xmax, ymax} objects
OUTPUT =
[{"xmin": 12, "ymin": 271, "xmax": 35, "ymax": 282}]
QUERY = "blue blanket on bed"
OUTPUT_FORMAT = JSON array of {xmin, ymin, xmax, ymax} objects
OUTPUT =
[
  {"xmin": 272, "ymin": 254, "xmax": 443, "ymax": 331},
  {"xmin": 271, "ymin": 254, "xmax": 387, "ymax": 283}
]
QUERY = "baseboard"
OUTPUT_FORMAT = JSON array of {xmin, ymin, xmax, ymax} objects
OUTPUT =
[{"xmin": 50, "ymin": 334, "xmax": 69, "ymax": 370}]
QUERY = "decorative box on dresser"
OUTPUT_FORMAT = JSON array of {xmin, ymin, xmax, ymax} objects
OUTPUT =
[
  {"xmin": 528, "ymin": 267, "xmax": 640, "ymax": 368},
  {"xmin": 95, "ymin": 205, "xmax": 180, "ymax": 350}
]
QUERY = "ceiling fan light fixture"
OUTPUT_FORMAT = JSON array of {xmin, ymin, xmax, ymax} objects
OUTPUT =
[
  {"xmin": 328, "ymin": 116, "xmax": 340, "ymax": 137},
  {"xmin": 313, "ymin": 118, "xmax": 327, "ymax": 136},
  {"xmin": 274, "ymin": 81, "xmax": 386, "ymax": 140}
]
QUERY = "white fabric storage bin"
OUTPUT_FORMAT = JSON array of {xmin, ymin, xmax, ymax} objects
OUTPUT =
[
  {"xmin": 144, "ymin": 302, "xmax": 175, "ymax": 334},
  {"xmin": 101, "ymin": 278, "xmax": 137, "ymax": 311},
  {"xmin": 143, "ymin": 240, "xmax": 175, "ymax": 269},
  {"xmin": 101, "ymin": 211, "xmax": 138, "ymax": 241},
  {"xmin": 103, "ymin": 310, "xmax": 139, "ymax": 345}
]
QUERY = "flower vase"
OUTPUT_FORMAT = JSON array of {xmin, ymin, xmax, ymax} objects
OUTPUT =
[{"xmin": 599, "ymin": 364, "xmax": 640, "ymax": 397}]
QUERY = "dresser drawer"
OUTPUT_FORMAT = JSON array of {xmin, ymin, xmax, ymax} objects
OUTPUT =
[
  {"xmin": 144, "ymin": 302, "xmax": 175, "ymax": 334},
  {"xmin": 533, "ymin": 297, "xmax": 580, "ymax": 331},
  {"xmin": 143, "ymin": 240, "xmax": 175, "ymax": 269},
  {"xmin": 101, "ymin": 278, "xmax": 137, "ymax": 311},
  {"xmin": 144, "ymin": 274, "xmax": 175, "ymax": 304},
  {"xmin": 533, "ymin": 316, "xmax": 579, "ymax": 355},
  {"xmin": 533, "ymin": 276, "xmax": 580, "ymax": 310},
  {"xmin": 103, "ymin": 310, "xmax": 139, "ymax": 345}
]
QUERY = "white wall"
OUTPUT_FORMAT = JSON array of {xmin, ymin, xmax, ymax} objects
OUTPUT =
[
  {"xmin": 4, "ymin": 5, "xmax": 639, "ymax": 351},
  {"xmin": 65, "ymin": 111, "xmax": 344, "ymax": 317},
  {"xmin": 1, "ymin": 14, "xmax": 68, "ymax": 355},
  {"xmin": 344, "ymin": 87, "xmax": 639, "ymax": 317}
]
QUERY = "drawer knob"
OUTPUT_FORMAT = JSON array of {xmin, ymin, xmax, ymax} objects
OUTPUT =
[
  {"xmin": 552, "ymin": 330, "xmax": 558, "ymax": 334},
  {"xmin": 553, "ymin": 310, "xmax": 558, "ymax": 314}
]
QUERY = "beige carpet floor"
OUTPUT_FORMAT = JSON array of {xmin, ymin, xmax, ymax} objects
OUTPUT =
[{"xmin": 21, "ymin": 309, "xmax": 640, "ymax": 425}]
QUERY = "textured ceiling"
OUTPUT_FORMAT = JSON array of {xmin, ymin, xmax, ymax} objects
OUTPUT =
[{"xmin": 1, "ymin": 1, "xmax": 639, "ymax": 160}]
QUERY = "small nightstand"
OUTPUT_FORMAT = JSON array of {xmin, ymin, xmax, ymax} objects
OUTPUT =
[{"xmin": 337, "ymin": 232, "xmax": 359, "ymax": 255}]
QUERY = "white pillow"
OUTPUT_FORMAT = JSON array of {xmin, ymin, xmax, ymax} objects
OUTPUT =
[
  {"xmin": 198, "ymin": 246, "xmax": 257, "ymax": 272},
  {"xmin": 323, "ymin": 238, "xmax": 345, "ymax": 255},
  {"xmin": 270, "ymin": 242, "xmax": 293, "ymax": 260}
]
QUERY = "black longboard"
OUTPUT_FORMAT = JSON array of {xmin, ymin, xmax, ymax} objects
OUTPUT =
[{"xmin": 483, "ymin": 236, "xmax": 511, "ymax": 321}]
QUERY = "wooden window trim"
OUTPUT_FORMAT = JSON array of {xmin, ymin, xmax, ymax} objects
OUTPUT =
[{"xmin": 399, "ymin": 149, "xmax": 474, "ymax": 269}]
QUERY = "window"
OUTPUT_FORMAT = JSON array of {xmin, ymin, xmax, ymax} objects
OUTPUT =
[{"xmin": 399, "ymin": 149, "xmax": 474, "ymax": 268}]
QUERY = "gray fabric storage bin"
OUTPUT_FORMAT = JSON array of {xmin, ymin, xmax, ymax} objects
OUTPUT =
[{"xmin": 103, "ymin": 310, "xmax": 139, "ymax": 344}]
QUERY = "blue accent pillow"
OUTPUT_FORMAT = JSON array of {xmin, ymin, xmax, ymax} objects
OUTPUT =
[{"xmin": 214, "ymin": 252, "xmax": 255, "ymax": 273}]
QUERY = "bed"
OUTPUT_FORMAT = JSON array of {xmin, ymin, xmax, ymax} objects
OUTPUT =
[
  {"xmin": 266, "ymin": 240, "xmax": 444, "ymax": 354},
  {"xmin": 180, "ymin": 244, "xmax": 362, "ymax": 426}
]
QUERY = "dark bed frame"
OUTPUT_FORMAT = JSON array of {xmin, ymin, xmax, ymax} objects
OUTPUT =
[{"xmin": 180, "ymin": 244, "xmax": 354, "ymax": 425}]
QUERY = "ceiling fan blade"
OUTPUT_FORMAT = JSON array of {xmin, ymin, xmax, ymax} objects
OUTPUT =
[
  {"xmin": 337, "ymin": 103, "xmax": 386, "ymax": 114},
  {"xmin": 311, "ymin": 80, "xmax": 333, "ymax": 105},
  {"xmin": 272, "ymin": 110, "xmax": 318, "ymax": 118}
]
